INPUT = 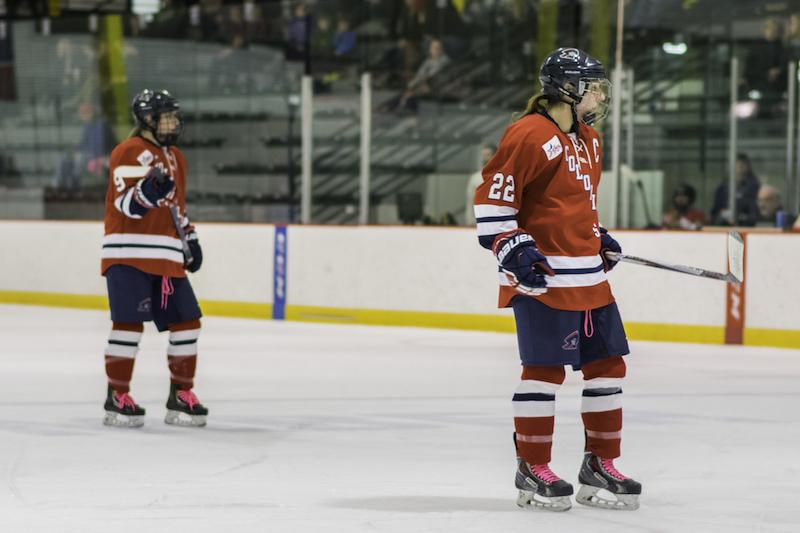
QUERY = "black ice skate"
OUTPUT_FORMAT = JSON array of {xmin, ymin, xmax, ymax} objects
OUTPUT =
[
  {"xmin": 103, "ymin": 386, "xmax": 145, "ymax": 428},
  {"xmin": 576, "ymin": 452, "xmax": 641, "ymax": 510},
  {"xmin": 165, "ymin": 384, "xmax": 208, "ymax": 427},
  {"xmin": 515, "ymin": 459, "xmax": 574, "ymax": 512}
]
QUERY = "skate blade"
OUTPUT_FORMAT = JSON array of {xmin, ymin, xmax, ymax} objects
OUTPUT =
[
  {"xmin": 103, "ymin": 412, "xmax": 144, "ymax": 428},
  {"xmin": 516, "ymin": 490, "xmax": 572, "ymax": 512},
  {"xmin": 576, "ymin": 485, "xmax": 639, "ymax": 511},
  {"xmin": 165, "ymin": 409, "xmax": 207, "ymax": 427}
]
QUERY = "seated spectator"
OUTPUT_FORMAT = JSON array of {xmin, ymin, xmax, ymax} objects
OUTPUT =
[
  {"xmin": 333, "ymin": 19, "xmax": 357, "ymax": 57},
  {"xmin": 380, "ymin": 38, "xmax": 450, "ymax": 113},
  {"xmin": 710, "ymin": 153, "xmax": 761, "ymax": 226},
  {"xmin": 756, "ymin": 184, "xmax": 796, "ymax": 229},
  {"xmin": 53, "ymin": 102, "xmax": 116, "ymax": 190},
  {"xmin": 662, "ymin": 183, "xmax": 707, "ymax": 230}
]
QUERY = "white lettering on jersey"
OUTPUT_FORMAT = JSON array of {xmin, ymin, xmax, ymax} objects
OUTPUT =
[
  {"xmin": 137, "ymin": 150, "xmax": 154, "ymax": 167},
  {"xmin": 567, "ymin": 134, "xmax": 597, "ymax": 212},
  {"xmin": 542, "ymin": 135, "xmax": 563, "ymax": 161}
]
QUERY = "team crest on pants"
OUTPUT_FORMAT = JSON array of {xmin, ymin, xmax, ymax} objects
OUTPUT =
[
  {"xmin": 562, "ymin": 330, "xmax": 579, "ymax": 350},
  {"xmin": 137, "ymin": 297, "xmax": 152, "ymax": 313}
]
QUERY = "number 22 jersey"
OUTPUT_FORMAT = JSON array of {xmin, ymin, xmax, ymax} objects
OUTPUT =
[{"xmin": 473, "ymin": 111, "xmax": 614, "ymax": 311}]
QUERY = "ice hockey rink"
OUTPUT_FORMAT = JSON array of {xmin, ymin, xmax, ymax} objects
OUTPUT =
[{"xmin": 1, "ymin": 304, "xmax": 798, "ymax": 533}]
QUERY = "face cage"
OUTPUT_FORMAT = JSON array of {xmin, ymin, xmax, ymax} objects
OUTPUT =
[
  {"xmin": 152, "ymin": 111, "xmax": 184, "ymax": 146},
  {"xmin": 577, "ymin": 78, "xmax": 612, "ymax": 125}
]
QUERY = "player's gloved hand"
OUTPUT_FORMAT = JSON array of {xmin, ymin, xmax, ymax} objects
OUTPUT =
[
  {"xmin": 184, "ymin": 225, "xmax": 203, "ymax": 273},
  {"xmin": 493, "ymin": 229, "xmax": 555, "ymax": 296},
  {"xmin": 599, "ymin": 227, "xmax": 622, "ymax": 271},
  {"xmin": 137, "ymin": 166, "xmax": 175, "ymax": 207}
]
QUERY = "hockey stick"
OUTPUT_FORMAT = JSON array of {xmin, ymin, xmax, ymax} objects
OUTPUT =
[
  {"xmin": 604, "ymin": 231, "xmax": 744, "ymax": 284},
  {"xmin": 168, "ymin": 205, "xmax": 194, "ymax": 267},
  {"xmin": 153, "ymin": 168, "xmax": 194, "ymax": 267}
]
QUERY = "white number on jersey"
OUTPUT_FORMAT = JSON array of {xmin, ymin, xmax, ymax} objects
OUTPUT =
[{"xmin": 488, "ymin": 173, "xmax": 515, "ymax": 202}]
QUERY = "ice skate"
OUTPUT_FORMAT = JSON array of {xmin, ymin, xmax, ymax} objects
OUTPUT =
[
  {"xmin": 576, "ymin": 452, "xmax": 641, "ymax": 510},
  {"xmin": 164, "ymin": 384, "xmax": 208, "ymax": 427},
  {"xmin": 515, "ymin": 458, "xmax": 573, "ymax": 512},
  {"xmin": 103, "ymin": 386, "xmax": 145, "ymax": 428}
]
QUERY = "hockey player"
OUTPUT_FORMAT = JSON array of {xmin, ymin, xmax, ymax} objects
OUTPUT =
[
  {"xmin": 474, "ymin": 48, "xmax": 641, "ymax": 511},
  {"xmin": 101, "ymin": 89, "xmax": 208, "ymax": 428}
]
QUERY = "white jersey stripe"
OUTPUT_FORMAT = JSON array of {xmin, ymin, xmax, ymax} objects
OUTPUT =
[
  {"xmin": 113, "ymin": 165, "xmax": 150, "ymax": 179},
  {"xmin": 545, "ymin": 271, "xmax": 607, "ymax": 288},
  {"xmin": 102, "ymin": 247, "xmax": 184, "ymax": 263},
  {"xmin": 545, "ymin": 255, "xmax": 604, "ymax": 269},
  {"xmin": 477, "ymin": 219, "xmax": 519, "ymax": 236},
  {"xmin": 474, "ymin": 204, "xmax": 519, "ymax": 218},
  {"xmin": 103, "ymin": 233, "xmax": 183, "ymax": 249}
]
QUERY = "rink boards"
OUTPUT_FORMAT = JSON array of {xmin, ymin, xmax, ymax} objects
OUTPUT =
[{"xmin": 0, "ymin": 221, "xmax": 797, "ymax": 348}]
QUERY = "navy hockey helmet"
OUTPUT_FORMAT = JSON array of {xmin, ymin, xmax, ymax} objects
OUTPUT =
[
  {"xmin": 539, "ymin": 47, "xmax": 611, "ymax": 125},
  {"xmin": 131, "ymin": 89, "xmax": 183, "ymax": 146}
]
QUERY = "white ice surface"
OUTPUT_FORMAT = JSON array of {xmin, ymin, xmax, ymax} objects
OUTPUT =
[{"xmin": 0, "ymin": 304, "xmax": 799, "ymax": 533}]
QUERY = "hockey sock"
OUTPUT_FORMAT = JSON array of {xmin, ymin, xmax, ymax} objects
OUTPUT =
[
  {"xmin": 167, "ymin": 319, "xmax": 200, "ymax": 390},
  {"xmin": 105, "ymin": 322, "xmax": 144, "ymax": 393},
  {"xmin": 580, "ymin": 356, "xmax": 626, "ymax": 459},
  {"xmin": 513, "ymin": 365, "xmax": 566, "ymax": 465}
]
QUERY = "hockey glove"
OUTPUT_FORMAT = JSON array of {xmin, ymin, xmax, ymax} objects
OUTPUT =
[
  {"xmin": 493, "ymin": 229, "xmax": 555, "ymax": 296},
  {"xmin": 599, "ymin": 227, "xmax": 622, "ymax": 271},
  {"xmin": 184, "ymin": 226, "xmax": 203, "ymax": 273},
  {"xmin": 136, "ymin": 166, "xmax": 175, "ymax": 208}
]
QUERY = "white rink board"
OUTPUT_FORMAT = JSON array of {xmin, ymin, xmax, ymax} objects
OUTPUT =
[
  {"xmin": 286, "ymin": 225, "xmax": 503, "ymax": 314},
  {"xmin": 1, "ymin": 222, "xmax": 800, "ymax": 337},
  {"xmin": 609, "ymin": 231, "xmax": 727, "ymax": 326},
  {"xmin": 744, "ymin": 234, "xmax": 799, "ymax": 330}
]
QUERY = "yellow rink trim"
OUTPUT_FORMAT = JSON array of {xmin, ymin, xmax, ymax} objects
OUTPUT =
[
  {"xmin": 1, "ymin": 291, "xmax": 798, "ymax": 349},
  {"xmin": 0, "ymin": 290, "xmax": 271, "ymax": 320},
  {"xmin": 285, "ymin": 305, "xmax": 517, "ymax": 332},
  {"xmin": 744, "ymin": 328, "xmax": 800, "ymax": 350}
]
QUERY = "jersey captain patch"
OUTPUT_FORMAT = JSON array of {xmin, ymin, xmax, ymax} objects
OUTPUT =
[
  {"xmin": 542, "ymin": 135, "xmax": 563, "ymax": 161},
  {"xmin": 137, "ymin": 149, "xmax": 154, "ymax": 167}
]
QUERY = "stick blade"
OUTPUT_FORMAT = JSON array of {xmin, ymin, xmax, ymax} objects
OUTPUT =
[{"xmin": 727, "ymin": 231, "xmax": 744, "ymax": 284}]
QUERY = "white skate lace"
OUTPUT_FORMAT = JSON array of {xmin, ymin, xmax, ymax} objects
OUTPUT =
[
  {"xmin": 599, "ymin": 458, "xmax": 627, "ymax": 481},
  {"xmin": 530, "ymin": 464, "xmax": 561, "ymax": 484}
]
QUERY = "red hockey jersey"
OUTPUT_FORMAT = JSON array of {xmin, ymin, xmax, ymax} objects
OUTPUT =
[
  {"xmin": 102, "ymin": 136, "xmax": 189, "ymax": 278},
  {"xmin": 473, "ymin": 112, "xmax": 614, "ymax": 311}
]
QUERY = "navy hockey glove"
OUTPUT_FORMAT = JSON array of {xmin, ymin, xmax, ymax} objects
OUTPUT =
[
  {"xmin": 136, "ymin": 166, "xmax": 175, "ymax": 208},
  {"xmin": 184, "ymin": 226, "xmax": 203, "ymax": 273},
  {"xmin": 599, "ymin": 227, "xmax": 622, "ymax": 271},
  {"xmin": 493, "ymin": 229, "xmax": 555, "ymax": 296}
]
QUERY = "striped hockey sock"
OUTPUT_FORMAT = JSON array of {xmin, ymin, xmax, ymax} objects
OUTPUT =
[
  {"xmin": 104, "ymin": 322, "xmax": 144, "ymax": 393},
  {"xmin": 513, "ymin": 365, "xmax": 566, "ymax": 465},
  {"xmin": 167, "ymin": 319, "xmax": 200, "ymax": 390},
  {"xmin": 580, "ymin": 356, "xmax": 626, "ymax": 459}
]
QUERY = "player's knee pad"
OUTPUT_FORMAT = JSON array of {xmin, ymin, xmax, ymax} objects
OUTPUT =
[
  {"xmin": 167, "ymin": 319, "xmax": 201, "ymax": 357},
  {"xmin": 107, "ymin": 322, "xmax": 144, "ymax": 358}
]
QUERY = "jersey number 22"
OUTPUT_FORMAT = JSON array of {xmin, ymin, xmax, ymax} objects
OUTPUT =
[{"xmin": 488, "ymin": 173, "xmax": 515, "ymax": 202}]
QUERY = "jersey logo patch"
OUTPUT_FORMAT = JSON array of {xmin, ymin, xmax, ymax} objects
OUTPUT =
[
  {"xmin": 542, "ymin": 135, "xmax": 563, "ymax": 161},
  {"xmin": 137, "ymin": 150, "xmax": 154, "ymax": 167}
]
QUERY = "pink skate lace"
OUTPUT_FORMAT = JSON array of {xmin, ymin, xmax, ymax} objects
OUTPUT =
[
  {"xmin": 530, "ymin": 464, "xmax": 561, "ymax": 484},
  {"xmin": 584, "ymin": 310, "xmax": 594, "ymax": 338},
  {"xmin": 114, "ymin": 392, "xmax": 136, "ymax": 410},
  {"xmin": 161, "ymin": 275, "xmax": 174, "ymax": 310},
  {"xmin": 599, "ymin": 458, "xmax": 627, "ymax": 481},
  {"xmin": 177, "ymin": 389, "xmax": 199, "ymax": 409}
]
